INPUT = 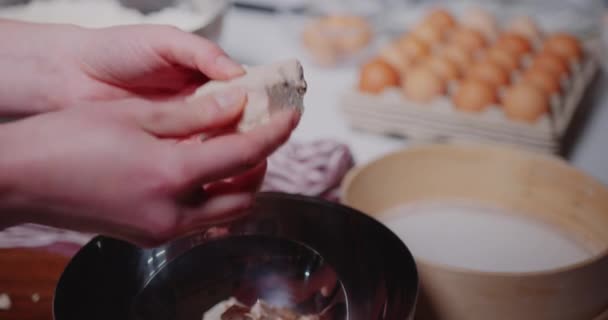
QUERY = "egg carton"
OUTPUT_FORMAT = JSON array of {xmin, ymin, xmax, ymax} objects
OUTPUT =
[{"xmin": 340, "ymin": 52, "xmax": 599, "ymax": 154}]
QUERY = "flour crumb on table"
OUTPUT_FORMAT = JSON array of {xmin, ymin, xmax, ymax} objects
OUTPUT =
[
  {"xmin": 0, "ymin": 293, "xmax": 11, "ymax": 310},
  {"xmin": 202, "ymin": 297, "xmax": 321, "ymax": 320}
]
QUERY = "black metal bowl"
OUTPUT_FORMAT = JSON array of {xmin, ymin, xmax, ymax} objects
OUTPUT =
[{"xmin": 53, "ymin": 192, "xmax": 418, "ymax": 320}]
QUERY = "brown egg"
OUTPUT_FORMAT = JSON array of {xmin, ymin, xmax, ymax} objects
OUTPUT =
[
  {"xmin": 423, "ymin": 55, "xmax": 460, "ymax": 81},
  {"xmin": 495, "ymin": 33, "xmax": 533, "ymax": 57},
  {"xmin": 462, "ymin": 7, "xmax": 499, "ymax": 40},
  {"xmin": 450, "ymin": 27, "xmax": 487, "ymax": 52},
  {"xmin": 440, "ymin": 44, "xmax": 474, "ymax": 71},
  {"xmin": 466, "ymin": 60, "xmax": 510, "ymax": 88},
  {"xmin": 399, "ymin": 35, "xmax": 431, "ymax": 61},
  {"xmin": 402, "ymin": 66, "xmax": 446, "ymax": 103},
  {"xmin": 483, "ymin": 46, "xmax": 520, "ymax": 72},
  {"xmin": 412, "ymin": 22, "xmax": 445, "ymax": 46},
  {"xmin": 379, "ymin": 42, "xmax": 413, "ymax": 75},
  {"xmin": 543, "ymin": 33, "xmax": 583, "ymax": 62},
  {"xmin": 424, "ymin": 8, "xmax": 457, "ymax": 31},
  {"xmin": 359, "ymin": 59, "xmax": 400, "ymax": 94},
  {"xmin": 302, "ymin": 23, "xmax": 339, "ymax": 66},
  {"xmin": 530, "ymin": 51, "xmax": 570, "ymax": 79},
  {"xmin": 508, "ymin": 16, "xmax": 542, "ymax": 42},
  {"xmin": 502, "ymin": 84, "xmax": 549, "ymax": 123},
  {"xmin": 521, "ymin": 68, "xmax": 562, "ymax": 95},
  {"xmin": 302, "ymin": 15, "xmax": 373, "ymax": 66},
  {"xmin": 325, "ymin": 16, "xmax": 373, "ymax": 52},
  {"xmin": 452, "ymin": 79, "xmax": 497, "ymax": 112}
]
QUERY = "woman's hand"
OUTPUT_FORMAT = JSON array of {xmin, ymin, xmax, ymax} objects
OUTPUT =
[
  {"xmin": 0, "ymin": 20, "xmax": 244, "ymax": 116},
  {"xmin": 0, "ymin": 89, "xmax": 300, "ymax": 247}
]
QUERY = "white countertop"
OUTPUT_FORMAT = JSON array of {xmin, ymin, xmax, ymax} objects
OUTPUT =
[{"xmin": 219, "ymin": 8, "xmax": 608, "ymax": 185}]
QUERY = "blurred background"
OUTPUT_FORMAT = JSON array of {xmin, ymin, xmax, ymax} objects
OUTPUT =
[
  {"xmin": 0, "ymin": 0, "xmax": 608, "ymax": 183},
  {"xmin": 0, "ymin": 0, "xmax": 606, "ymax": 181}
]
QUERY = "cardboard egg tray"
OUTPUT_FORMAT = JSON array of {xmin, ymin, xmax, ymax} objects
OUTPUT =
[{"xmin": 340, "ymin": 50, "xmax": 599, "ymax": 155}]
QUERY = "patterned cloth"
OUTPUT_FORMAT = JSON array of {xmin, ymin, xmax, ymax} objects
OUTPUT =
[
  {"xmin": 0, "ymin": 139, "xmax": 355, "ymax": 251},
  {"xmin": 261, "ymin": 139, "xmax": 354, "ymax": 201}
]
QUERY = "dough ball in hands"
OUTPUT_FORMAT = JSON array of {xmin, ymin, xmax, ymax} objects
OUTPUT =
[
  {"xmin": 359, "ymin": 58, "xmax": 400, "ymax": 94},
  {"xmin": 402, "ymin": 66, "xmax": 445, "ymax": 103},
  {"xmin": 190, "ymin": 59, "xmax": 307, "ymax": 132},
  {"xmin": 502, "ymin": 84, "xmax": 549, "ymax": 123}
]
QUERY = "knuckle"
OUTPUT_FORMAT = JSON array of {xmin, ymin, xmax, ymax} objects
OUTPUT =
[
  {"xmin": 145, "ymin": 107, "xmax": 170, "ymax": 129},
  {"xmin": 198, "ymin": 43, "xmax": 225, "ymax": 64},
  {"xmin": 160, "ymin": 157, "xmax": 187, "ymax": 190},
  {"xmin": 173, "ymin": 157, "xmax": 195, "ymax": 188},
  {"xmin": 145, "ymin": 157, "xmax": 184, "ymax": 196},
  {"xmin": 139, "ymin": 206, "xmax": 179, "ymax": 247}
]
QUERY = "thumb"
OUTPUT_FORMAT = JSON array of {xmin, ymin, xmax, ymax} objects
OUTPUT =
[{"xmin": 137, "ymin": 87, "xmax": 247, "ymax": 138}]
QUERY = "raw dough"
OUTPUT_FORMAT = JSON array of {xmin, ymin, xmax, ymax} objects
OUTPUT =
[
  {"xmin": 202, "ymin": 297, "xmax": 320, "ymax": 320},
  {"xmin": 190, "ymin": 59, "xmax": 307, "ymax": 133},
  {"xmin": 202, "ymin": 297, "xmax": 242, "ymax": 320},
  {"xmin": 0, "ymin": 293, "xmax": 11, "ymax": 310}
]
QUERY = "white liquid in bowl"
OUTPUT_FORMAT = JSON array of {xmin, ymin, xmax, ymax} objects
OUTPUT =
[{"xmin": 381, "ymin": 202, "xmax": 593, "ymax": 273}]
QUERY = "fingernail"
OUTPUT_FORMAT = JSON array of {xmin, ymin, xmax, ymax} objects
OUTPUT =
[
  {"xmin": 215, "ymin": 55, "xmax": 245, "ymax": 77},
  {"xmin": 205, "ymin": 193, "xmax": 254, "ymax": 218},
  {"xmin": 215, "ymin": 88, "xmax": 246, "ymax": 109}
]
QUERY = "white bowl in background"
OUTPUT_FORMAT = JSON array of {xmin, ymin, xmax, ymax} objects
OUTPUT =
[{"xmin": 0, "ymin": 0, "xmax": 230, "ymax": 42}]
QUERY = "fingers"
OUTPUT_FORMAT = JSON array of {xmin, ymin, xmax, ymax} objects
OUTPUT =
[
  {"xmin": 136, "ymin": 88, "xmax": 247, "ymax": 137},
  {"xmin": 177, "ymin": 192, "xmax": 254, "ymax": 229},
  {"xmin": 178, "ymin": 110, "xmax": 300, "ymax": 185},
  {"xmin": 152, "ymin": 26, "xmax": 245, "ymax": 80},
  {"xmin": 203, "ymin": 161, "xmax": 267, "ymax": 195}
]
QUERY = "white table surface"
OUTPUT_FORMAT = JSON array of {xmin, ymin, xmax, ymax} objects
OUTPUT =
[{"xmin": 219, "ymin": 8, "xmax": 608, "ymax": 185}]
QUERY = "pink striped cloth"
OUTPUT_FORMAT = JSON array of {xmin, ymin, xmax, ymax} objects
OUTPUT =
[
  {"xmin": 261, "ymin": 139, "xmax": 354, "ymax": 201},
  {"xmin": 0, "ymin": 139, "xmax": 354, "ymax": 253}
]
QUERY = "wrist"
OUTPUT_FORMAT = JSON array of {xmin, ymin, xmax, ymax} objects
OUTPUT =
[
  {"xmin": 0, "ymin": 19, "xmax": 86, "ymax": 116},
  {"xmin": 0, "ymin": 122, "xmax": 34, "ymax": 227}
]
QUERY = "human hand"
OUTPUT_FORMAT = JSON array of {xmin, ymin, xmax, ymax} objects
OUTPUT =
[
  {"xmin": 0, "ymin": 89, "xmax": 300, "ymax": 247},
  {"xmin": 0, "ymin": 20, "xmax": 244, "ymax": 116}
]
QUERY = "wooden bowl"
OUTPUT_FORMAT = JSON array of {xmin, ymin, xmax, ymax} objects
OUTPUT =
[{"xmin": 341, "ymin": 144, "xmax": 608, "ymax": 320}]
